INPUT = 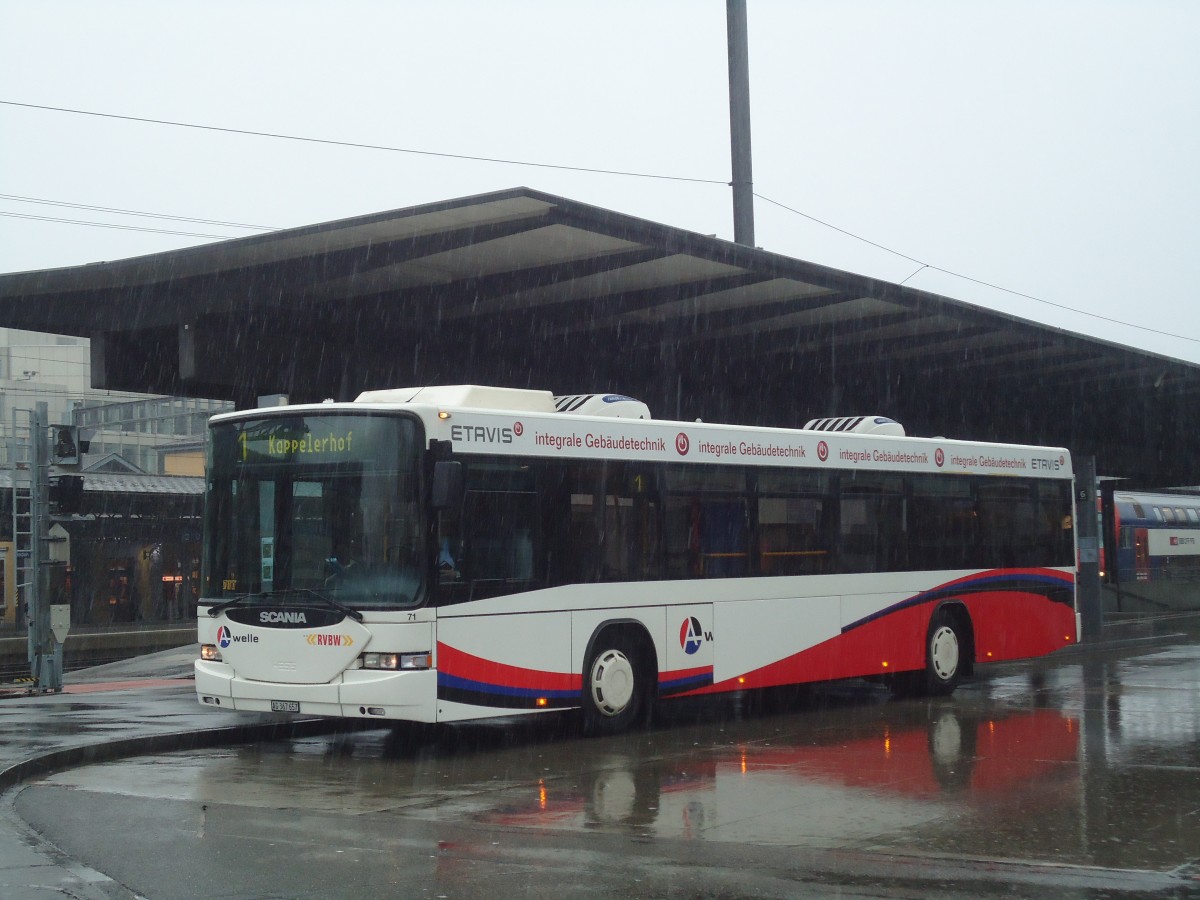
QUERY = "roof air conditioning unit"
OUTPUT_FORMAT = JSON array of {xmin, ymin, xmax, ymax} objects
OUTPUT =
[{"xmin": 803, "ymin": 415, "xmax": 905, "ymax": 437}]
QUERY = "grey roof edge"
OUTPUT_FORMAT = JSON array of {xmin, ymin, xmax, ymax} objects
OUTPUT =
[
  {"xmin": 0, "ymin": 470, "xmax": 203, "ymax": 494},
  {"xmin": 0, "ymin": 186, "xmax": 1195, "ymax": 376}
]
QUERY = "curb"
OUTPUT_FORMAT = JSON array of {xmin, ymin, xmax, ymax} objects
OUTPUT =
[
  {"xmin": 1053, "ymin": 631, "xmax": 1187, "ymax": 657},
  {"xmin": 0, "ymin": 717, "xmax": 361, "ymax": 793}
]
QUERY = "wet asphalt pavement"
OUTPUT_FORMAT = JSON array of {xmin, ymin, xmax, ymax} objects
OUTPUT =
[
  {"xmin": 2, "ymin": 619, "xmax": 1200, "ymax": 899},
  {"xmin": 0, "ymin": 646, "xmax": 331, "ymax": 899}
]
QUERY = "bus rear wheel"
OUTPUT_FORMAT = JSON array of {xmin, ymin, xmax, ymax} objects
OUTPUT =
[
  {"xmin": 923, "ymin": 608, "xmax": 964, "ymax": 695},
  {"xmin": 890, "ymin": 607, "xmax": 968, "ymax": 698},
  {"xmin": 582, "ymin": 633, "xmax": 649, "ymax": 735}
]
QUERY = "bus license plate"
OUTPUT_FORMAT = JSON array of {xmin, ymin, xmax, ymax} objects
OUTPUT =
[{"xmin": 271, "ymin": 700, "xmax": 300, "ymax": 713}]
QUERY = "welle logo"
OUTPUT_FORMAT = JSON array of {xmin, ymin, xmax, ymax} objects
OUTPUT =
[{"xmin": 679, "ymin": 616, "xmax": 712, "ymax": 655}]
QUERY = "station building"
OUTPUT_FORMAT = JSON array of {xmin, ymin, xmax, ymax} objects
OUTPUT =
[
  {"xmin": 1, "ymin": 187, "xmax": 1199, "ymax": 622},
  {"xmin": 0, "ymin": 327, "xmax": 221, "ymax": 627}
]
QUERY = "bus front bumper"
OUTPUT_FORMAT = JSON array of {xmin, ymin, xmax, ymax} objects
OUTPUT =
[{"xmin": 194, "ymin": 660, "xmax": 438, "ymax": 722}]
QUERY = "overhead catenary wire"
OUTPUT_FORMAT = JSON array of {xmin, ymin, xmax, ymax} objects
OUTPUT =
[
  {"xmin": 0, "ymin": 193, "xmax": 277, "ymax": 230},
  {"xmin": 753, "ymin": 191, "xmax": 1200, "ymax": 346},
  {"xmin": 0, "ymin": 100, "xmax": 727, "ymax": 186},
  {"xmin": 1, "ymin": 99, "xmax": 1195, "ymax": 346},
  {"xmin": 0, "ymin": 211, "xmax": 234, "ymax": 240}
]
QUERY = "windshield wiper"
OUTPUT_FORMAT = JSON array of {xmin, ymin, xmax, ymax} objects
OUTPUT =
[
  {"xmin": 207, "ymin": 591, "xmax": 269, "ymax": 618},
  {"xmin": 206, "ymin": 588, "xmax": 363, "ymax": 623},
  {"xmin": 292, "ymin": 588, "xmax": 364, "ymax": 623}
]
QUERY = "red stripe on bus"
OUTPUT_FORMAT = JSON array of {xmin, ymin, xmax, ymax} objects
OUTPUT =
[
  {"xmin": 437, "ymin": 642, "xmax": 581, "ymax": 693},
  {"xmin": 681, "ymin": 590, "xmax": 1075, "ymax": 697},
  {"xmin": 659, "ymin": 664, "xmax": 712, "ymax": 684}
]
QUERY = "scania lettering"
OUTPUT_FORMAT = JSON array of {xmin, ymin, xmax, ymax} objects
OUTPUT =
[
  {"xmin": 260, "ymin": 611, "xmax": 307, "ymax": 625},
  {"xmin": 196, "ymin": 384, "xmax": 1078, "ymax": 734}
]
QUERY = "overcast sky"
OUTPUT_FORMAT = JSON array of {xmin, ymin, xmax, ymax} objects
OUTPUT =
[{"xmin": 2, "ymin": 1, "xmax": 1198, "ymax": 364}]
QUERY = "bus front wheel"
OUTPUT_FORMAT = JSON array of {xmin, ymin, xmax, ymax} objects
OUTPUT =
[{"xmin": 582, "ymin": 633, "xmax": 649, "ymax": 735}]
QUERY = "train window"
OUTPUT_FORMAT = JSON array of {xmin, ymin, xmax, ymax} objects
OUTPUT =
[
  {"xmin": 1155, "ymin": 507, "xmax": 1168, "ymax": 523},
  {"xmin": 1175, "ymin": 508, "xmax": 1187, "ymax": 523},
  {"xmin": 1119, "ymin": 526, "xmax": 1135, "ymax": 550},
  {"xmin": 1189, "ymin": 509, "xmax": 1200, "ymax": 524}
]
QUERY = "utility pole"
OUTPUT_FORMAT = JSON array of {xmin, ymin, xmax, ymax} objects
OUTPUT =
[
  {"xmin": 26, "ymin": 402, "xmax": 68, "ymax": 692},
  {"xmin": 727, "ymin": 0, "xmax": 755, "ymax": 247},
  {"xmin": 1074, "ymin": 455, "xmax": 1102, "ymax": 641}
]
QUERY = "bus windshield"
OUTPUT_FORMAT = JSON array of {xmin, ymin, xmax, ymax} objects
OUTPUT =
[{"xmin": 202, "ymin": 413, "xmax": 424, "ymax": 609}]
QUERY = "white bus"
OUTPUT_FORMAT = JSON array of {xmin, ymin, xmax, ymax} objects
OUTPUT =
[{"xmin": 195, "ymin": 385, "xmax": 1078, "ymax": 733}]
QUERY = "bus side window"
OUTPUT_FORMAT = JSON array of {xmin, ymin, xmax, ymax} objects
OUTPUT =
[
  {"xmin": 758, "ymin": 496, "xmax": 830, "ymax": 575},
  {"xmin": 699, "ymin": 499, "xmax": 749, "ymax": 577},
  {"xmin": 906, "ymin": 474, "xmax": 975, "ymax": 570},
  {"xmin": 541, "ymin": 462, "xmax": 603, "ymax": 586},
  {"xmin": 442, "ymin": 459, "xmax": 540, "ymax": 601},
  {"xmin": 756, "ymin": 469, "xmax": 832, "ymax": 576},
  {"xmin": 597, "ymin": 464, "xmax": 661, "ymax": 581},
  {"xmin": 661, "ymin": 464, "xmax": 749, "ymax": 579},
  {"xmin": 555, "ymin": 461, "xmax": 665, "ymax": 583},
  {"xmin": 837, "ymin": 474, "xmax": 904, "ymax": 574},
  {"xmin": 663, "ymin": 495, "xmax": 700, "ymax": 577},
  {"xmin": 565, "ymin": 488, "xmax": 601, "ymax": 583}
]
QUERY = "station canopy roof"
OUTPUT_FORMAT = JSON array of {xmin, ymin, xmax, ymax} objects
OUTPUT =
[{"xmin": 1, "ymin": 186, "xmax": 1197, "ymax": 484}]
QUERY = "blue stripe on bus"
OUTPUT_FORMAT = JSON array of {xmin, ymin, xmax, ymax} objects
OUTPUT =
[
  {"xmin": 659, "ymin": 672, "xmax": 714, "ymax": 695},
  {"xmin": 437, "ymin": 672, "xmax": 578, "ymax": 701}
]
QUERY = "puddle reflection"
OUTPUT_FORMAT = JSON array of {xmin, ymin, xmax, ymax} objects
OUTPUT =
[{"xmin": 471, "ymin": 706, "xmax": 1079, "ymax": 847}]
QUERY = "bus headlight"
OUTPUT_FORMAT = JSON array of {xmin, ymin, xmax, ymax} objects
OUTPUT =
[
  {"xmin": 361, "ymin": 653, "xmax": 398, "ymax": 670},
  {"xmin": 200, "ymin": 644, "xmax": 222, "ymax": 662},
  {"xmin": 360, "ymin": 652, "xmax": 431, "ymax": 671}
]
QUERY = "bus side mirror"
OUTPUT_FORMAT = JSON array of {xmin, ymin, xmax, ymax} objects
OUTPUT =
[{"xmin": 431, "ymin": 461, "xmax": 464, "ymax": 510}]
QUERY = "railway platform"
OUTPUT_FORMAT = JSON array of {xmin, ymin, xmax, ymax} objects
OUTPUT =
[{"xmin": 0, "ymin": 622, "xmax": 196, "ymax": 684}]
